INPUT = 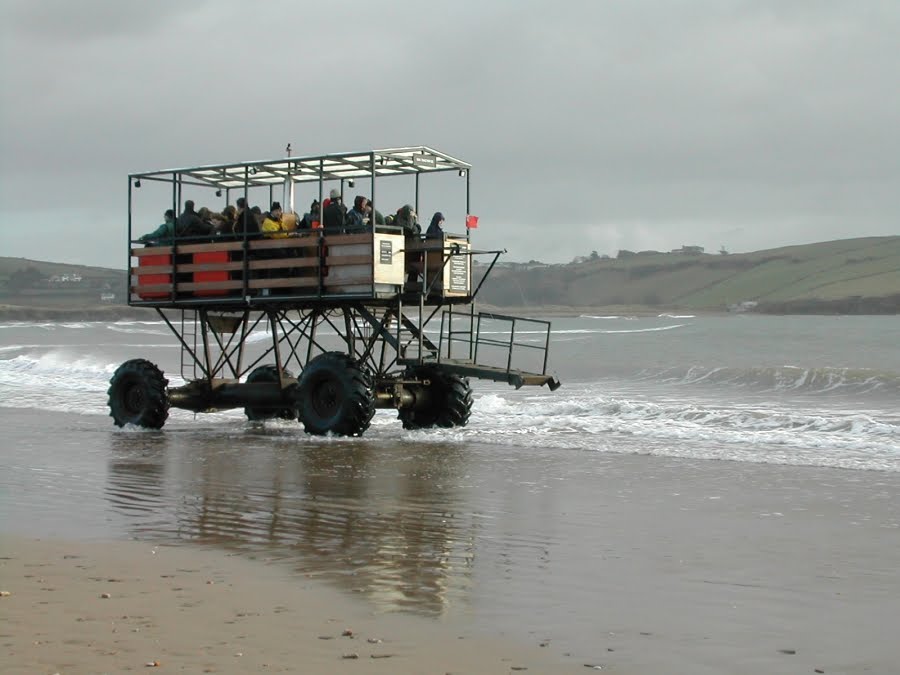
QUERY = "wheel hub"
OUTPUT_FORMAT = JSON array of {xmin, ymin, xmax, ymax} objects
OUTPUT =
[
  {"xmin": 311, "ymin": 379, "xmax": 339, "ymax": 418},
  {"xmin": 124, "ymin": 383, "xmax": 145, "ymax": 415}
]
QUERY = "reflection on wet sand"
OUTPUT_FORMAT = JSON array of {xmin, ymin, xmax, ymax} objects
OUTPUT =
[{"xmin": 106, "ymin": 431, "xmax": 478, "ymax": 616}]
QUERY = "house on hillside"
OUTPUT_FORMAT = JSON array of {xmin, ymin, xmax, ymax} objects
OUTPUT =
[
  {"xmin": 727, "ymin": 300, "xmax": 758, "ymax": 313},
  {"xmin": 49, "ymin": 273, "xmax": 84, "ymax": 285},
  {"xmin": 672, "ymin": 245, "xmax": 705, "ymax": 255}
]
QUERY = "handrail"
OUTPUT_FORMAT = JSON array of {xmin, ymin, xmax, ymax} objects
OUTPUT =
[{"xmin": 440, "ymin": 311, "xmax": 552, "ymax": 376}]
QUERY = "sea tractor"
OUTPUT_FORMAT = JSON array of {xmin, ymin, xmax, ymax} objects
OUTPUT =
[{"xmin": 110, "ymin": 147, "xmax": 560, "ymax": 435}]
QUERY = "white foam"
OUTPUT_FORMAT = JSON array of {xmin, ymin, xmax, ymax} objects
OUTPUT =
[
  {"xmin": 457, "ymin": 387, "xmax": 900, "ymax": 471},
  {"xmin": 0, "ymin": 351, "xmax": 120, "ymax": 414}
]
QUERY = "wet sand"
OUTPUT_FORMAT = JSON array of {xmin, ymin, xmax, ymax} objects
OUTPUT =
[
  {"xmin": 1, "ymin": 408, "xmax": 899, "ymax": 674},
  {"xmin": 0, "ymin": 535, "xmax": 584, "ymax": 675}
]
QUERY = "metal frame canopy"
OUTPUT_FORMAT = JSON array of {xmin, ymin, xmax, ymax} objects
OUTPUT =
[{"xmin": 130, "ymin": 146, "xmax": 472, "ymax": 189}]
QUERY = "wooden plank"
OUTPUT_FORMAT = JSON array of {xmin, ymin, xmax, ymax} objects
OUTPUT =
[
  {"xmin": 323, "ymin": 233, "xmax": 373, "ymax": 246},
  {"xmin": 248, "ymin": 277, "xmax": 319, "ymax": 289},
  {"xmin": 132, "ymin": 265, "xmax": 177, "ymax": 275},
  {"xmin": 176, "ymin": 241, "xmax": 245, "ymax": 253},
  {"xmin": 131, "ymin": 284, "xmax": 175, "ymax": 293},
  {"xmin": 174, "ymin": 280, "xmax": 244, "ymax": 292},
  {"xmin": 323, "ymin": 276, "xmax": 374, "ymax": 287},
  {"xmin": 133, "ymin": 259, "xmax": 322, "ymax": 275},
  {"xmin": 324, "ymin": 255, "xmax": 372, "ymax": 266},
  {"xmin": 176, "ymin": 262, "xmax": 245, "ymax": 273},
  {"xmin": 131, "ymin": 246, "xmax": 173, "ymax": 257},
  {"xmin": 250, "ymin": 237, "xmax": 320, "ymax": 250},
  {"xmin": 134, "ymin": 277, "xmax": 321, "ymax": 293},
  {"xmin": 247, "ymin": 257, "xmax": 319, "ymax": 270}
]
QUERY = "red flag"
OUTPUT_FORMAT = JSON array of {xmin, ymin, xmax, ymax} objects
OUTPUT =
[{"xmin": 466, "ymin": 214, "xmax": 479, "ymax": 229}]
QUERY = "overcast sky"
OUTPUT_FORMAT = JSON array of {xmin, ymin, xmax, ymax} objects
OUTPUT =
[{"xmin": 1, "ymin": 0, "xmax": 898, "ymax": 267}]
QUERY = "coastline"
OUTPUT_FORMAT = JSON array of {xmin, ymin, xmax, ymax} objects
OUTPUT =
[
  {"xmin": 0, "ymin": 302, "xmax": 721, "ymax": 322},
  {"xmin": 0, "ymin": 535, "xmax": 583, "ymax": 675},
  {"xmin": 0, "ymin": 304, "xmax": 155, "ymax": 322},
  {"xmin": 2, "ymin": 300, "xmax": 895, "ymax": 322}
]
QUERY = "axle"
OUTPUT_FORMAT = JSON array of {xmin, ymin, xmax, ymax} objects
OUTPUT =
[{"xmin": 168, "ymin": 378, "xmax": 427, "ymax": 413}]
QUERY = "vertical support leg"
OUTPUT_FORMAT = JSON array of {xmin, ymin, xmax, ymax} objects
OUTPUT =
[
  {"xmin": 199, "ymin": 308, "xmax": 214, "ymax": 381},
  {"xmin": 235, "ymin": 310, "xmax": 250, "ymax": 378},
  {"xmin": 396, "ymin": 297, "xmax": 403, "ymax": 360},
  {"xmin": 378, "ymin": 307, "xmax": 391, "ymax": 375},
  {"xmin": 418, "ymin": 290, "xmax": 425, "ymax": 361},
  {"xmin": 269, "ymin": 311, "xmax": 284, "ymax": 387},
  {"xmin": 343, "ymin": 308, "xmax": 356, "ymax": 359}
]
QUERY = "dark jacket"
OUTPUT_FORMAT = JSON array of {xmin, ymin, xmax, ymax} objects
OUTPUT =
[
  {"xmin": 176, "ymin": 207, "xmax": 211, "ymax": 237},
  {"xmin": 323, "ymin": 200, "xmax": 347, "ymax": 231},
  {"xmin": 234, "ymin": 208, "xmax": 260, "ymax": 237},
  {"xmin": 346, "ymin": 208, "xmax": 368, "ymax": 232},
  {"xmin": 425, "ymin": 212, "xmax": 445, "ymax": 239},
  {"xmin": 396, "ymin": 205, "xmax": 420, "ymax": 238}
]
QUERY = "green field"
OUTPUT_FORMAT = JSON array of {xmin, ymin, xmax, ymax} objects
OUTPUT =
[{"xmin": 476, "ymin": 236, "xmax": 900, "ymax": 313}]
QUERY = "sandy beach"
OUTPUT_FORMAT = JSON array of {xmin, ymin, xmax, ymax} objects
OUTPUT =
[{"xmin": 1, "ymin": 535, "xmax": 587, "ymax": 675}]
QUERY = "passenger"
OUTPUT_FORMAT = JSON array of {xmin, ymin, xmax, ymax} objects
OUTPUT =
[
  {"xmin": 261, "ymin": 202, "xmax": 293, "ymax": 238},
  {"xmin": 425, "ymin": 211, "xmax": 445, "ymax": 239},
  {"xmin": 346, "ymin": 195, "xmax": 369, "ymax": 232},
  {"xmin": 300, "ymin": 199, "xmax": 320, "ymax": 229},
  {"xmin": 396, "ymin": 204, "xmax": 421, "ymax": 285},
  {"xmin": 395, "ymin": 204, "xmax": 420, "ymax": 238},
  {"xmin": 138, "ymin": 209, "xmax": 177, "ymax": 245},
  {"xmin": 177, "ymin": 200, "xmax": 213, "ymax": 237},
  {"xmin": 251, "ymin": 205, "xmax": 264, "ymax": 228},
  {"xmin": 367, "ymin": 201, "xmax": 385, "ymax": 227},
  {"xmin": 323, "ymin": 189, "xmax": 347, "ymax": 231},
  {"xmin": 234, "ymin": 197, "xmax": 259, "ymax": 237},
  {"xmin": 197, "ymin": 207, "xmax": 217, "ymax": 233},
  {"xmin": 217, "ymin": 204, "xmax": 237, "ymax": 236}
]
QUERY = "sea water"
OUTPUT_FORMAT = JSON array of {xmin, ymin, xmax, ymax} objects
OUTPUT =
[{"xmin": 1, "ymin": 314, "xmax": 897, "ymax": 470}]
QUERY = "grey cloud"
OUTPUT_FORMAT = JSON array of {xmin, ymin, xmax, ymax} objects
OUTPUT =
[
  {"xmin": 0, "ymin": 0, "xmax": 201, "ymax": 41},
  {"xmin": 1, "ymin": 0, "xmax": 898, "ymax": 267}
]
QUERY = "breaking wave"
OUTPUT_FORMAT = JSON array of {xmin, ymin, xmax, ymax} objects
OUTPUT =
[
  {"xmin": 461, "ymin": 389, "xmax": 900, "ymax": 471},
  {"xmin": 635, "ymin": 365, "xmax": 900, "ymax": 396}
]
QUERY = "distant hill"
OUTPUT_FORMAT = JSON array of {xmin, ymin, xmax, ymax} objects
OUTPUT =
[
  {"xmin": 0, "ymin": 257, "xmax": 129, "ymax": 318},
  {"xmin": 474, "ymin": 236, "xmax": 900, "ymax": 314},
  {"xmin": 1, "ymin": 236, "xmax": 898, "ymax": 317}
]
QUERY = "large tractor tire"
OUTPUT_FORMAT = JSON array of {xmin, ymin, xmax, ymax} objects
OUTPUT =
[
  {"xmin": 244, "ymin": 365, "xmax": 297, "ymax": 421},
  {"xmin": 398, "ymin": 366, "xmax": 473, "ymax": 430},
  {"xmin": 297, "ymin": 352, "xmax": 375, "ymax": 436},
  {"xmin": 108, "ymin": 359, "xmax": 169, "ymax": 429}
]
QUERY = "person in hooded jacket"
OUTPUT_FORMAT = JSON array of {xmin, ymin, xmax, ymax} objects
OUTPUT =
[
  {"xmin": 300, "ymin": 199, "xmax": 320, "ymax": 229},
  {"xmin": 346, "ymin": 195, "xmax": 369, "ymax": 232},
  {"xmin": 425, "ymin": 212, "xmax": 445, "ymax": 239},
  {"xmin": 323, "ymin": 189, "xmax": 347, "ymax": 231},
  {"xmin": 395, "ymin": 204, "xmax": 420, "ymax": 238}
]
